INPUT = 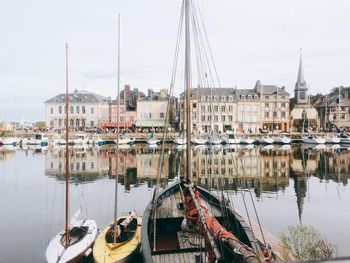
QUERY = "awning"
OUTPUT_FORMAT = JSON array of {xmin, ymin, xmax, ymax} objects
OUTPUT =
[{"xmin": 135, "ymin": 120, "xmax": 169, "ymax": 127}]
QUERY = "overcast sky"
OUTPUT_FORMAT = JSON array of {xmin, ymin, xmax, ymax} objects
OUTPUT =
[{"xmin": 1, "ymin": 0, "xmax": 349, "ymax": 122}]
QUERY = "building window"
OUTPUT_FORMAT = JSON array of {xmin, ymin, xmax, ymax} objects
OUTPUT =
[
  {"xmin": 149, "ymin": 113, "xmax": 152, "ymax": 118},
  {"xmin": 160, "ymin": 112, "xmax": 164, "ymax": 119},
  {"xmin": 193, "ymin": 103, "xmax": 197, "ymax": 108},
  {"xmin": 91, "ymin": 107, "xmax": 94, "ymax": 114},
  {"xmin": 70, "ymin": 119, "xmax": 74, "ymax": 127},
  {"xmin": 50, "ymin": 108, "xmax": 53, "ymax": 114},
  {"xmin": 333, "ymin": 114, "xmax": 336, "ymax": 120},
  {"xmin": 59, "ymin": 106, "xmax": 62, "ymax": 114},
  {"xmin": 201, "ymin": 105, "xmax": 205, "ymax": 112},
  {"xmin": 281, "ymin": 112, "xmax": 286, "ymax": 118},
  {"xmin": 193, "ymin": 112, "xmax": 197, "ymax": 119},
  {"xmin": 273, "ymin": 112, "xmax": 277, "ymax": 118},
  {"xmin": 70, "ymin": 106, "xmax": 74, "ymax": 114},
  {"xmin": 214, "ymin": 106, "xmax": 218, "ymax": 112},
  {"xmin": 265, "ymin": 96, "xmax": 269, "ymax": 99},
  {"xmin": 281, "ymin": 103, "xmax": 286, "ymax": 108},
  {"xmin": 214, "ymin": 115, "xmax": 218, "ymax": 122},
  {"xmin": 300, "ymin": 92, "xmax": 305, "ymax": 99},
  {"xmin": 265, "ymin": 103, "xmax": 269, "ymax": 108},
  {"xmin": 58, "ymin": 119, "xmax": 62, "ymax": 127},
  {"xmin": 229, "ymin": 96, "xmax": 233, "ymax": 102},
  {"xmin": 82, "ymin": 106, "xmax": 86, "ymax": 114},
  {"xmin": 341, "ymin": 113, "xmax": 345, "ymax": 119},
  {"xmin": 208, "ymin": 106, "xmax": 212, "ymax": 112},
  {"xmin": 221, "ymin": 96, "xmax": 226, "ymax": 102},
  {"xmin": 201, "ymin": 96, "xmax": 205, "ymax": 101},
  {"xmin": 76, "ymin": 119, "xmax": 80, "ymax": 127},
  {"xmin": 214, "ymin": 96, "xmax": 218, "ymax": 101},
  {"xmin": 221, "ymin": 106, "xmax": 225, "ymax": 112},
  {"xmin": 76, "ymin": 106, "xmax": 80, "ymax": 114},
  {"xmin": 208, "ymin": 116, "xmax": 211, "ymax": 121},
  {"xmin": 229, "ymin": 115, "xmax": 233, "ymax": 122},
  {"xmin": 201, "ymin": 115, "xmax": 205, "ymax": 122},
  {"xmin": 228, "ymin": 105, "xmax": 233, "ymax": 112},
  {"xmin": 221, "ymin": 115, "xmax": 225, "ymax": 122},
  {"xmin": 265, "ymin": 112, "xmax": 269, "ymax": 118}
]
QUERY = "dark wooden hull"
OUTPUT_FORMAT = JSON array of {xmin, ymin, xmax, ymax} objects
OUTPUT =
[{"xmin": 141, "ymin": 181, "xmax": 260, "ymax": 263}]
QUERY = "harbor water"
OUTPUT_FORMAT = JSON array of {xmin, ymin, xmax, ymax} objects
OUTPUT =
[{"xmin": 0, "ymin": 143, "xmax": 350, "ymax": 262}]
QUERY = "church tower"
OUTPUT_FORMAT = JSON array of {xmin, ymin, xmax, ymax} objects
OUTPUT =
[{"xmin": 294, "ymin": 49, "xmax": 308, "ymax": 104}]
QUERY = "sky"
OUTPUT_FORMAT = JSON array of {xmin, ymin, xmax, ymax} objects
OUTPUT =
[{"xmin": 0, "ymin": 0, "xmax": 350, "ymax": 122}]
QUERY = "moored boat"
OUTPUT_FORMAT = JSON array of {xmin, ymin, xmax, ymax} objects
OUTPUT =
[{"xmin": 302, "ymin": 134, "xmax": 326, "ymax": 144}]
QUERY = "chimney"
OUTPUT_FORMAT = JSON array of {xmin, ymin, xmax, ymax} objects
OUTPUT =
[{"xmin": 124, "ymin": 85, "xmax": 131, "ymax": 102}]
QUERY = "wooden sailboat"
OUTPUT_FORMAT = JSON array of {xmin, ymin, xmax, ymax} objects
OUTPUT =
[
  {"xmin": 93, "ymin": 15, "xmax": 142, "ymax": 263},
  {"xmin": 142, "ymin": 1, "xmax": 273, "ymax": 262},
  {"xmin": 46, "ymin": 44, "xmax": 98, "ymax": 263}
]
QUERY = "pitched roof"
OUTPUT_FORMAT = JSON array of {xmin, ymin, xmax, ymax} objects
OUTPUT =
[{"xmin": 44, "ymin": 90, "xmax": 108, "ymax": 103}]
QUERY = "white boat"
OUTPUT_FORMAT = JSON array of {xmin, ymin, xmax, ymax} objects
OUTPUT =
[
  {"xmin": 147, "ymin": 138, "xmax": 160, "ymax": 145},
  {"xmin": 72, "ymin": 133, "xmax": 89, "ymax": 145},
  {"xmin": 257, "ymin": 135, "xmax": 274, "ymax": 144},
  {"xmin": 240, "ymin": 136, "xmax": 255, "ymax": 144},
  {"xmin": 50, "ymin": 134, "xmax": 65, "ymax": 146},
  {"xmin": 115, "ymin": 136, "xmax": 132, "ymax": 145},
  {"xmin": 273, "ymin": 135, "xmax": 291, "ymax": 144},
  {"xmin": 338, "ymin": 132, "xmax": 350, "ymax": 144},
  {"xmin": 26, "ymin": 133, "xmax": 49, "ymax": 146},
  {"xmin": 46, "ymin": 217, "xmax": 98, "ymax": 263},
  {"xmin": 0, "ymin": 137, "xmax": 20, "ymax": 146},
  {"xmin": 89, "ymin": 135, "xmax": 113, "ymax": 146},
  {"xmin": 173, "ymin": 136, "xmax": 187, "ymax": 145},
  {"xmin": 302, "ymin": 135, "xmax": 326, "ymax": 144},
  {"xmin": 191, "ymin": 136, "xmax": 206, "ymax": 145},
  {"xmin": 324, "ymin": 134, "xmax": 340, "ymax": 144},
  {"xmin": 222, "ymin": 132, "xmax": 241, "ymax": 144},
  {"xmin": 206, "ymin": 136, "xmax": 222, "ymax": 145},
  {"xmin": 46, "ymin": 44, "xmax": 97, "ymax": 263}
]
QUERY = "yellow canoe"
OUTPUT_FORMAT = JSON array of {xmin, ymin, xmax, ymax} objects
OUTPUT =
[{"xmin": 93, "ymin": 216, "xmax": 142, "ymax": 263}]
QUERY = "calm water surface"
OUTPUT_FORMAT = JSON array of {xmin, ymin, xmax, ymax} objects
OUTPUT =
[{"xmin": 0, "ymin": 144, "xmax": 349, "ymax": 262}]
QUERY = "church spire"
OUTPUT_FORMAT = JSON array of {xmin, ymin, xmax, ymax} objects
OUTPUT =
[
  {"xmin": 297, "ymin": 48, "xmax": 305, "ymax": 85},
  {"xmin": 294, "ymin": 48, "xmax": 308, "ymax": 104}
]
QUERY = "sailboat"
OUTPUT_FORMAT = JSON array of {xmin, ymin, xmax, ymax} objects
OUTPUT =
[
  {"xmin": 302, "ymin": 95, "xmax": 325, "ymax": 144},
  {"xmin": 93, "ymin": 15, "xmax": 142, "ymax": 263},
  {"xmin": 46, "ymin": 44, "xmax": 98, "ymax": 263},
  {"xmin": 142, "ymin": 1, "xmax": 272, "ymax": 262}
]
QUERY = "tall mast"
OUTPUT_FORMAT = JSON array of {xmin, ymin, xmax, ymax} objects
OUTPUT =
[
  {"xmin": 185, "ymin": 0, "xmax": 191, "ymax": 180},
  {"xmin": 114, "ymin": 13, "xmax": 121, "ymax": 243},
  {"xmin": 338, "ymin": 87, "xmax": 341, "ymax": 130},
  {"xmin": 65, "ymin": 43, "xmax": 69, "ymax": 246}
]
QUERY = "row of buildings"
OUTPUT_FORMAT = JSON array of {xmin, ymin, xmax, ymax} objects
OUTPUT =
[{"xmin": 44, "ymin": 54, "xmax": 350, "ymax": 133}]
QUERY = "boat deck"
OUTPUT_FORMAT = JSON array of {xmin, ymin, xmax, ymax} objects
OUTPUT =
[
  {"xmin": 151, "ymin": 189, "xmax": 221, "ymax": 263},
  {"xmin": 156, "ymin": 191, "xmax": 223, "ymax": 219}
]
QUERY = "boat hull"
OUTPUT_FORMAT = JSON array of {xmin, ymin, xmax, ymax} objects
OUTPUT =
[
  {"xmin": 141, "ymin": 181, "xmax": 259, "ymax": 263},
  {"xmin": 46, "ymin": 219, "xmax": 98, "ymax": 263},
  {"xmin": 93, "ymin": 217, "xmax": 142, "ymax": 263}
]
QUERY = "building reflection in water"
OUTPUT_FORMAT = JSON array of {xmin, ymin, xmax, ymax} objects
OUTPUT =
[{"xmin": 43, "ymin": 145, "xmax": 349, "ymax": 199}]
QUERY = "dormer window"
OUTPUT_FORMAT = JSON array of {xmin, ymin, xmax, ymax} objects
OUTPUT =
[
  {"xmin": 201, "ymin": 96, "xmax": 206, "ymax": 102},
  {"xmin": 221, "ymin": 96, "xmax": 226, "ymax": 102},
  {"xmin": 228, "ymin": 96, "xmax": 233, "ymax": 101}
]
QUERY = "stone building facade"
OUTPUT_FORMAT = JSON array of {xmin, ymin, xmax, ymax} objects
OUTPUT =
[{"xmin": 44, "ymin": 90, "xmax": 109, "ymax": 130}]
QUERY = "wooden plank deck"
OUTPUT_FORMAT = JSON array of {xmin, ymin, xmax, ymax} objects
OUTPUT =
[
  {"xmin": 156, "ymin": 191, "xmax": 223, "ymax": 219},
  {"xmin": 152, "ymin": 251, "xmax": 207, "ymax": 263}
]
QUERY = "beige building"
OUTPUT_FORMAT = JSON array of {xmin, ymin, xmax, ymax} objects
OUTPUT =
[
  {"xmin": 44, "ymin": 90, "xmax": 109, "ymax": 130},
  {"xmin": 179, "ymin": 81, "xmax": 290, "ymax": 134}
]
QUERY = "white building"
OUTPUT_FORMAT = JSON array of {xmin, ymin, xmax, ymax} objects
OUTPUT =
[
  {"xmin": 136, "ymin": 89, "xmax": 175, "ymax": 131},
  {"xmin": 44, "ymin": 90, "xmax": 109, "ymax": 130}
]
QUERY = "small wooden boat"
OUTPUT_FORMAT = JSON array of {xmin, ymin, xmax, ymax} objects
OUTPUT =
[
  {"xmin": 93, "ymin": 212, "xmax": 142, "ymax": 263},
  {"xmin": 46, "ymin": 216, "xmax": 98, "ymax": 263},
  {"xmin": 46, "ymin": 44, "xmax": 98, "ymax": 263}
]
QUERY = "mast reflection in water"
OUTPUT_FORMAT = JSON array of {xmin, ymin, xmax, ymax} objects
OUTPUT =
[{"xmin": 1, "ymin": 144, "xmax": 350, "ymax": 262}]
